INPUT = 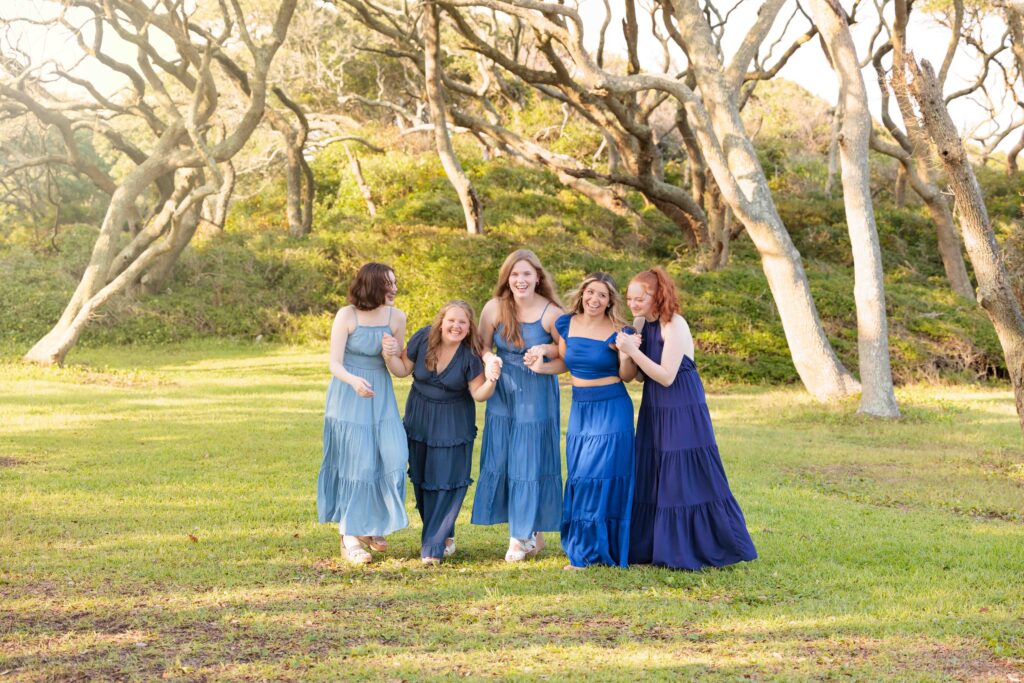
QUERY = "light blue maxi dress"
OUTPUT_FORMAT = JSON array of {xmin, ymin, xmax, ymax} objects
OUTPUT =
[
  {"xmin": 317, "ymin": 317, "xmax": 409, "ymax": 536},
  {"xmin": 471, "ymin": 311, "xmax": 562, "ymax": 540}
]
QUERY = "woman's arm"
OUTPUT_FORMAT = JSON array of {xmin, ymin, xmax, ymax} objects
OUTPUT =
[
  {"xmin": 525, "ymin": 324, "xmax": 567, "ymax": 375},
  {"xmin": 329, "ymin": 307, "xmax": 374, "ymax": 397},
  {"xmin": 468, "ymin": 372, "xmax": 498, "ymax": 401},
  {"xmin": 616, "ymin": 315, "xmax": 692, "ymax": 387},
  {"xmin": 382, "ymin": 309, "xmax": 410, "ymax": 376},
  {"xmin": 478, "ymin": 299, "xmax": 498, "ymax": 362},
  {"xmin": 385, "ymin": 346, "xmax": 414, "ymax": 377},
  {"xmin": 618, "ymin": 346, "xmax": 639, "ymax": 382}
]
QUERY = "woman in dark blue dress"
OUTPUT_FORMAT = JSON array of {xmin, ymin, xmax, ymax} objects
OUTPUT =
[
  {"xmin": 527, "ymin": 272, "xmax": 636, "ymax": 569},
  {"xmin": 385, "ymin": 300, "xmax": 499, "ymax": 564},
  {"xmin": 616, "ymin": 268, "xmax": 757, "ymax": 570}
]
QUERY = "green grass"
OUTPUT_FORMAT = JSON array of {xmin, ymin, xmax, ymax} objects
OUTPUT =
[{"xmin": 1, "ymin": 342, "xmax": 1023, "ymax": 681}]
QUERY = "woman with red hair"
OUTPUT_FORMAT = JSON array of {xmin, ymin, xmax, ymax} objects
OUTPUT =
[{"xmin": 616, "ymin": 268, "xmax": 757, "ymax": 570}]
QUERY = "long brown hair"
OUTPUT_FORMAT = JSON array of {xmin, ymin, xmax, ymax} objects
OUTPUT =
[
  {"xmin": 566, "ymin": 272, "xmax": 628, "ymax": 329},
  {"xmin": 493, "ymin": 249, "xmax": 561, "ymax": 348},
  {"xmin": 630, "ymin": 268, "xmax": 681, "ymax": 324},
  {"xmin": 348, "ymin": 262, "xmax": 394, "ymax": 311},
  {"xmin": 425, "ymin": 300, "xmax": 483, "ymax": 371}
]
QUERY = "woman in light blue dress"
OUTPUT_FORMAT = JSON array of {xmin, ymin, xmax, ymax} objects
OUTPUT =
[
  {"xmin": 317, "ymin": 262, "xmax": 409, "ymax": 564},
  {"xmin": 471, "ymin": 249, "xmax": 564, "ymax": 562}
]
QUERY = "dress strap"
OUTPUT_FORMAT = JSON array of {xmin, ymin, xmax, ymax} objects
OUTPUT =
[{"xmin": 540, "ymin": 301, "xmax": 551, "ymax": 318}]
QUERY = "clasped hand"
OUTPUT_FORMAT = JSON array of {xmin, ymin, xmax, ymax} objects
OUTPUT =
[
  {"xmin": 381, "ymin": 333, "xmax": 400, "ymax": 358},
  {"xmin": 614, "ymin": 332, "xmax": 642, "ymax": 354},
  {"xmin": 485, "ymin": 355, "xmax": 503, "ymax": 382},
  {"xmin": 523, "ymin": 345, "xmax": 548, "ymax": 372}
]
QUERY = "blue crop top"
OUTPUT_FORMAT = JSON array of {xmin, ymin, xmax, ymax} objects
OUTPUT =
[{"xmin": 554, "ymin": 313, "xmax": 620, "ymax": 380}]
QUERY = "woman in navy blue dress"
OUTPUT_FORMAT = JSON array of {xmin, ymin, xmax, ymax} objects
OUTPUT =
[
  {"xmin": 385, "ymin": 301, "xmax": 499, "ymax": 564},
  {"xmin": 527, "ymin": 272, "xmax": 636, "ymax": 569},
  {"xmin": 616, "ymin": 268, "xmax": 757, "ymax": 570}
]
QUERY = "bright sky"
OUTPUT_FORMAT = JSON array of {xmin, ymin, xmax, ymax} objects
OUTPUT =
[{"xmin": 3, "ymin": 0, "xmax": 1018, "ymax": 150}]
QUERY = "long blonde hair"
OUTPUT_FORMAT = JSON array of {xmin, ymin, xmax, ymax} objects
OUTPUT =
[
  {"xmin": 567, "ymin": 272, "xmax": 628, "ymax": 329},
  {"xmin": 425, "ymin": 300, "xmax": 483, "ymax": 371},
  {"xmin": 493, "ymin": 249, "xmax": 562, "ymax": 348}
]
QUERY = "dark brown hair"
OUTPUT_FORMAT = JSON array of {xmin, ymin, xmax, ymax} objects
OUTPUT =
[
  {"xmin": 493, "ymin": 249, "xmax": 562, "ymax": 348},
  {"xmin": 630, "ymin": 268, "xmax": 681, "ymax": 323},
  {"xmin": 348, "ymin": 262, "xmax": 394, "ymax": 311},
  {"xmin": 425, "ymin": 300, "xmax": 484, "ymax": 371}
]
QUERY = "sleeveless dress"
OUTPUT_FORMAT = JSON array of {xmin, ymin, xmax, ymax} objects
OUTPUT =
[
  {"xmin": 317, "ymin": 312, "xmax": 409, "ymax": 536},
  {"xmin": 629, "ymin": 319, "xmax": 757, "ymax": 569},
  {"xmin": 471, "ymin": 310, "xmax": 562, "ymax": 540},
  {"xmin": 403, "ymin": 326, "xmax": 484, "ymax": 558},
  {"xmin": 556, "ymin": 314, "xmax": 635, "ymax": 568}
]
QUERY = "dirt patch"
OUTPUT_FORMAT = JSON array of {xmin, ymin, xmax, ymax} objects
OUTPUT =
[{"xmin": 0, "ymin": 456, "xmax": 21, "ymax": 467}]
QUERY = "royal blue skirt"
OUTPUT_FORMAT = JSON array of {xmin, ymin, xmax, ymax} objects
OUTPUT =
[{"xmin": 561, "ymin": 382, "xmax": 635, "ymax": 568}]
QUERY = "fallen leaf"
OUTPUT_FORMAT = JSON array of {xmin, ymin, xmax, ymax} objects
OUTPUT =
[{"xmin": 187, "ymin": 534, "xmax": 198, "ymax": 543}]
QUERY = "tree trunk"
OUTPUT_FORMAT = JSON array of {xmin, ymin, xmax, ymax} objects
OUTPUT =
[
  {"xmin": 905, "ymin": 57, "xmax": 1024, "ymax": 437},
  {"xmin": 343, "ymin": 143, "xmax": 377, "ymax": 218},
  {"xmin": 809, "ymin": 0, "xmax": 899, "ymax": 417},
  {"xmin": 894, "ymin": 164, "xmax": 907, "ymax": 207},
  {"xmin": 423, "ymin": 2, "xmax": 483, "ymax": 234},
  {"xmin": 204, "ymin": 161, "xmax": 235, "ymax": 230},
  {"xmin": 285, "ymin": 140, "xmax": 305, "ymax": 237},
  {"xmin": 824, "ymin": 100, "xmax": 842, "ymax": 198},
  {"xmin": 669, "ymin": 0, "xmax": 859, "ymax": 400}
]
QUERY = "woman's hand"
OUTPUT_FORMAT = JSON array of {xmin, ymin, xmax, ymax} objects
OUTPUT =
[
  {"xmin": 523, "ymin": 345, "xmax": 548, "ymax": 366},
  {"xmin": 523, "ymin": 352, "xmax": 544, "ymax": 373},
  {"xmin": 348, "ymin": 376, "xmax": 375, "ymax": 398},
  {"xmin": 485, "ymin": 356, "xmax": 503, "ymax": 382},
  {"xmin": 615, "ymin": 332, "xmax": 642, "ymax": 354},
  {"xmin": 381, "ymin": 333, "xmax": 400, "ymax": 358}
]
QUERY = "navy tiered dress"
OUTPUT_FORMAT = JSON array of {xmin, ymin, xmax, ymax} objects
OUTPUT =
[
  {"xmin": 471, "ymin": 312, "xmax": 562, "ymax": 541},
  {"xmin": 629, "ymin": 319, "xmax": 757, "ymax": 569},
  {"xmin": 556, "ymin": 314, "xmax": 635, "ymax": 568},
  {"xmin": 403, "ymin": 326, "xmax": 484, "ymax": 559}
]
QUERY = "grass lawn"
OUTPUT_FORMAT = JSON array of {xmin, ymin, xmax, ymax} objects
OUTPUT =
[{"xmin": 1, "ymin": 342, "xmax": 1022, "ymax": 681}]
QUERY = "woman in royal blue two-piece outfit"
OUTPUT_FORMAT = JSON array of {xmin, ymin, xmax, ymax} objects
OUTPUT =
[
  {"xmin": 616, "ymin": 268, "xmax": 757, "ymax": 570},
  {"xmin": 527, "ymin": 272, "xmax": 637, "ymax": 569},
  {"xmin": 472, "ymin": 250, "xmax": 564, "ymax": 563}
]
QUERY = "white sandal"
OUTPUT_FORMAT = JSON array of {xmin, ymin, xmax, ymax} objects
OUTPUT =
[
  {"xmin": 341, "ymin": 536, "xmax": 372, "ymax": 564},
  {"xmin": 505, "ymin": 536, "xmax": 535, "ymax": 563},
  {"xmin": 526, "ymin": 532, "xmax": 545, "ymax": 558}
]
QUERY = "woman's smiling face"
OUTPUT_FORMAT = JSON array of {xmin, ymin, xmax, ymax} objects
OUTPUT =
[
  {"xmin": 384, "ymin": 270, "xmax": 397, "ymax": 306},
  {"xmin": 507, "ymin": 260, "xmax": 538, "ymax": 299},
  {"xmin": 581, "ymin": 281, "xmax": 611, "ymax": 317},
  {"xmin": 626, "ymin": 281, "xmax": 653, "ymax": 319},
  {"xmin": 441, "ymin": 306, "xmax": 470, "ymax": 344}
]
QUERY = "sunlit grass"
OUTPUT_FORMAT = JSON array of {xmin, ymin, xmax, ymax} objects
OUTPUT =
[{"xmin": 1, "ymin": 341, "xmax": 1022, "ymax": 681}]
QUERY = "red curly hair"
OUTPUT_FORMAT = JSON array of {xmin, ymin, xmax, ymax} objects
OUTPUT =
[{"xmin": 631, "ymin": 268, "xmax": 681, "ymax": 324}]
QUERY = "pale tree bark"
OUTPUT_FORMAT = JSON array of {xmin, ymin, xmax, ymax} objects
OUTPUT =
[
  {"xmin": 343, "ymin": 143, "xmax": 377, "ymax": 218},
  {"xmin": 12, "ymin": 0, "xmax": 298, "ymax": 366},
  {"xmin": 869, "ymin": 4, "xmax": 974, "ymax": 300},
  {"xmin": 666, "ymin": 0, "xmax": 859, "ymax": 398},
  {"xmin": 422, "ymin": 1, "xmax": 483, "ymax": 234},
  {"xmin": 808, "ymin": 0, "xmax": 899, "ymax": 417},
  {"xmin": 824, "ymin": 100, "xmax": 842, "ymax": 197},
  {"xmin": 904, "ymin": 56, "xmax": 1024, "ymax": 437}
]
